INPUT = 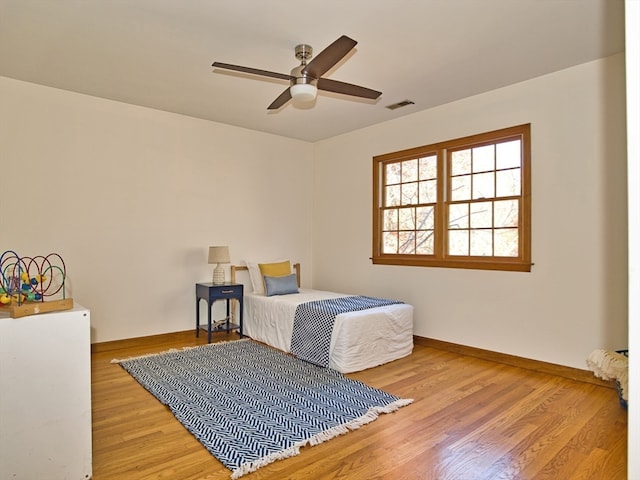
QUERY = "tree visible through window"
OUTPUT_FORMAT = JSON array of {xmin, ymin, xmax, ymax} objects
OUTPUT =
[{"xmin": 372, "ymin": 124, "xmax": 531, "ymax": 272}]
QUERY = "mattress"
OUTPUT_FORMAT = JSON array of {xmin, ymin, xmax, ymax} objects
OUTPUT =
[{"xmin": 244, "ymin": 289, "xmax": 414, "ymax": 373}]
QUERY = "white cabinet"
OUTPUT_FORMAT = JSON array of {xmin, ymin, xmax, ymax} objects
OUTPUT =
[{"xmin": 0, "ymin": 304, "xmax": 92, "ymax": 480}]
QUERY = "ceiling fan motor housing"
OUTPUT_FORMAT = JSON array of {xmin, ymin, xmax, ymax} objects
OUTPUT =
[{"xmin": 290, "ymin": 64, "xmax": 317, "ymax": 86}]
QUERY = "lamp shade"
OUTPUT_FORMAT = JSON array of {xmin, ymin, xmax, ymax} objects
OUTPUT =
[
  {"xmin": 290, "ymin": 83, "xmax": 317, "ymax": 102},
  {"xmin": 208, "ymin": 246, "xmax": 230, "ymax": 264}
]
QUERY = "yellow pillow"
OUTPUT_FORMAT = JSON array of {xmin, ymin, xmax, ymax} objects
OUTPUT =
[
  {"xmin": 259, "ymin": 261, "xmax": 292, "ymax": 292},
  {"xmin": 258, "ymin": 260, "xmax": 291, "ymax": 279}
]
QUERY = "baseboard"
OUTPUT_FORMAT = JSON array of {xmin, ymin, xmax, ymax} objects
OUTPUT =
[
  {"xmin": 91, "ymin": 329, "xmax": 198, "ymax": 354},
  {"xmin": 414, "ymin": 336, "xmax": 613, "ymax": 389},
  {"xmin": 93, "ymin": 331, "xmax": 612, "ymax": 389}
]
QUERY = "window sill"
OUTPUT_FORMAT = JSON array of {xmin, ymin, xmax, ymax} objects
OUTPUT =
[{"xmin": 371, "ymin": 256, "xmax": 532, "ymax": 272}]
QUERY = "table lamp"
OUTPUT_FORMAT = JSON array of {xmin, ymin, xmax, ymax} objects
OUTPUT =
[{"xmin": 208, "ymin": 246, "xmax": 230, "ymax": 285}]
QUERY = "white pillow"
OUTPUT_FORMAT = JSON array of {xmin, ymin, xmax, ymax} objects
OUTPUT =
[{"xmin": 245, "ymin": 259, "xmax": 287, "ymax": 295}]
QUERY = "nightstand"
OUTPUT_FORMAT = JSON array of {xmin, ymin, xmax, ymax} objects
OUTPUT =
[{"xmin": 195, "ymin": 282, "xmax": 243, "ymax": 343}]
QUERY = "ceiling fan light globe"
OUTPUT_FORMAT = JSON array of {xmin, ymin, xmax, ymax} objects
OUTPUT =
[{"xmin": 290, "ymin": 83, "xmax": 317, "ymax": 103}]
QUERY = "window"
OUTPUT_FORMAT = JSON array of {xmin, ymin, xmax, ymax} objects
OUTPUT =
[{"xmin": 372, "ymin": 124, "xmax": 531, "ymax": 272}]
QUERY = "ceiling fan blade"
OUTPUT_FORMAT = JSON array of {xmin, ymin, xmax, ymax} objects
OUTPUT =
[
  {"xmin": 317, "ymin": 78, "xmax": 381, "ymax": 100},
  {"xmin": 268, "ymin": 88, "xmax": 292, "ymax": 110},
  {"xmin": 212, "ymin": 62, "xmax": 293, "ymax": 81},
  {"xmin": 302, "ymin": 35, "xmax": 357, "ymax": 79}
]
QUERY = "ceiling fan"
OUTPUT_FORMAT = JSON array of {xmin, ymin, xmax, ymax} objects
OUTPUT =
[{"xmin": 212, "ymin": 35, "xmax": 382, "ymax": 110}]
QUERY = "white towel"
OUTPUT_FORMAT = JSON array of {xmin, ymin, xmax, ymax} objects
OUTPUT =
[{"xmin": 586, "ymin": 349, "xmax": 628, "ymax": 401}]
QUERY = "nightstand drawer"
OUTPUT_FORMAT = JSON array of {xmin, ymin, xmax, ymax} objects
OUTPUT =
[
  {"xmin": 216, "ymin": 286, "xmax": 242, "ymax": 298},
  {"xmin": 195, "ymin": 283, "xmax": 244, "ymax": 302}
]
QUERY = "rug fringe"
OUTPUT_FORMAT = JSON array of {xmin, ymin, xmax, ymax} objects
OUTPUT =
[
  {"xmin": 111, "ymin": 338, "xmax": 251, "ymax": 364},
  {"xmin": 111, "ymin": 349, "xmax": 180, "ymax": 363},
  {"xmin": 231, "ymin": 445, "xmax": 301, "ymax": 479},
  {"xmin": 307, "ymin": 397, "xmax": 414, "ymax": 447},
  {"xmin": 228, "ymin": 398, "xmax": 413, "ymax": 479}
]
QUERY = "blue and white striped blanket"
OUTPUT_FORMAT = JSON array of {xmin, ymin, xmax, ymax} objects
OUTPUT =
[{"xmin": 290, "ymin": 296, "xmax": 403, "ymax": 368}]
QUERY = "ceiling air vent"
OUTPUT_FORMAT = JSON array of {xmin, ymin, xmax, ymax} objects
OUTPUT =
[{"xmin": 385, "ymin": 100, "xmax": 415, "ymax": 110}]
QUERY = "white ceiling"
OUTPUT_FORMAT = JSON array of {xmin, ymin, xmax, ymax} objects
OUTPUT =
[{"xmin": 0, "ymin": 0, "xmax": 625, "ymax": 142}]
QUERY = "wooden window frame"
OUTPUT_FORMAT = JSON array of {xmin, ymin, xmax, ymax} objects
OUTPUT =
[{"xmin": 372, "ymin": 124, "xmax": 532, "ymax": 272}]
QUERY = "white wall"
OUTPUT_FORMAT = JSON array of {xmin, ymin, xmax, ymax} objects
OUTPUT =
[
  {"xmin": 0, "ymin": 77, "xmax": 314, "ymax": 342},
  {"xmin": 313, "ymin": 53, "xmax": 628, "ymax": 370}
]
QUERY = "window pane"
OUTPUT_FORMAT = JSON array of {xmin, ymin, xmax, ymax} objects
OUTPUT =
[
  {"xmin": 399, "ymin": 231, "xmax": 415, "ymax": 254},
  {"xmin": 419, "ymin": 179, "xmax": 437, "ymax": 204},
  {"xmin": 448, "ymin": 230, "xmax": 469, "ymax": 255},
  {"xmin": 382, "ymin": 231, "xmax": 398, "ymax": 254},
  {"xmin": 496, "ymin": 168, "xmax": 521, "ymax": 197},
  {"xmin": 472, "ymin": 171, "xmax": 495, "ymax": 199},
  {"xmin": 416, "ymin": 206, "xmax": 434, "ymax": 230},
  {"xmin": 416, "ymin": 230, "xmax": 434, "ymax": 254},
  {"xmin": 402, "ymin": 159, "xmax": 418, "ymax": 183},
  {"xmin": 386, "ymin": 184, "xmax": 400, "ymax": 207},
  {"xmin": 494, "ymin": 199, "xmax": 519, "ymax": 228},
  {"xmin": 470, "ymin": 201, "xmax": 492, "ymax": 228},
  {"xmin": 470, "ymin": 230, "xmax": 493, "ymax": 256},
  {"xmin": 419, "ymin": 155, "xmax": 437, "ymax": 180},
  {"xmin": 451, "ymin": 149, "xmax": 471, "ymax": 175},
  {"xmin": 496, "ymin": 139, "xmax": 521, "ymax": 169},
  {"xmin": 383, "ymin": 209, "xmax": 398, "ymax": 230},
  {"xmin": 473, "ymin": 145, "xmax": 495, "ymax": 172},
  {"xmin": 449, "ymin": 203, "xmax": 469, "ymax": 229},
  {"xmin": 494, "ymin": 228, "xmax": 519, "ymax": 256},
  {"xmin": 399, "ymin": 207, "xmax": 415, "ymax": 230},
  {"xmin": 451, "ymin": 175, "xmax": 471, "ymax": 201},
  {"xmin": 402, "ymin": 182, "xmax": 419, "ymax": 205},
  {"xmin": 385, "ymin": 162, "xmax": 401, "ymax": 185}
]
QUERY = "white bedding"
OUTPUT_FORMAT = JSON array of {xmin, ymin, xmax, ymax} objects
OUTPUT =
[{"xmin": 244, "ymin": 289, "xmax": 414, "ymax": 373}]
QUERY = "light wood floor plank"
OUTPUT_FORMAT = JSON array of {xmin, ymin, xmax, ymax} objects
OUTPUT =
[{"xmin": 91, "ymin": 331, "xmax": 627, "ymax": 479}]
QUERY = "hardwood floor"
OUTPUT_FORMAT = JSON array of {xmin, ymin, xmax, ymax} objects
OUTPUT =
[{"xmin": 91, "ymin": 331, "xmax": 627, "ymax": 479}]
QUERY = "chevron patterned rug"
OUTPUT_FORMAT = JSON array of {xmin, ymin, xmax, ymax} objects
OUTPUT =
[{"xmin": 114, "ymin": 339, "xmax": 412, "ymax": 479}]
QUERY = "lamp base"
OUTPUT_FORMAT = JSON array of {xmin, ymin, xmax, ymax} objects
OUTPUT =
[{"xmin": 212, "ymin": 264, "xmax": 225, "ymax": 285}]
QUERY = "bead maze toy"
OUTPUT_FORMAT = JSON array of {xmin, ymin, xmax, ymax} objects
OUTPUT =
[{"xmin": 0, "ymin": 250, "xmax": 73, "ymax": 318}]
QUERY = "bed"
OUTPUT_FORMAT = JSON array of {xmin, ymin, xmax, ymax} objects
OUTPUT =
[{"xmin": 231, "ymin": 261, "xmax": 414, "ymax": 373}]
